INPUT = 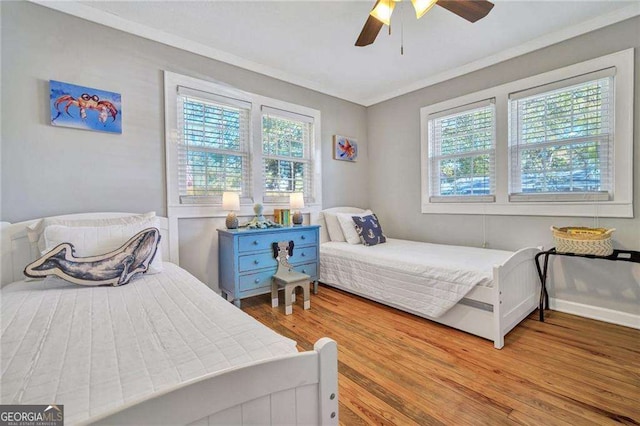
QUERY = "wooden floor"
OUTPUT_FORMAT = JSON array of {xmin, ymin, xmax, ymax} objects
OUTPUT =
[{"xmin": 241, "ymin": 284, "xmax": 640, "ymax": 426}]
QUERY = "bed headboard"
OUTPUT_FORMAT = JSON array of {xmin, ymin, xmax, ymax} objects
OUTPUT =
[
  {"xmin": 316, "ymin": 207, "xmax": 367, "ymax": 244},
  {"xmin": 0, "ymin": 213, "xmax": 170, "ymax": 287}
]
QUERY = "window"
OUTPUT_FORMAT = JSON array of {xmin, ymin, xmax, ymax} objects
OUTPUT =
[
  {"xmin": 165, "ymin": 72, "xmax": 322, "ymax": 220},
  {"xmin": 509, "ymin": 70, "xmax": 613, "ymax": 202},
  {"xmin": 262, "ymin": 107, "xmax": 314, "ymax": 203},
  {"xmin": 420, "ymin": 49, "xmax": 633, "ymax": 217},
  {"xmin": 177, "ymin": 87, "xmax": 251, "ymax": 203},
  {"xmin": 427, "ymin": 99, "xmax": 495, "ymax": 202}
]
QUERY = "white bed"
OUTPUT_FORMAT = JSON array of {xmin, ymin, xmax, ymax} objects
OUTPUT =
[
  {"xmin": 317, "ymin": 207, "xmax": 540, "ymax": 349},
  {"xmin": 1, "ymin": 213, "xmax": 338, "ymax": 425}
]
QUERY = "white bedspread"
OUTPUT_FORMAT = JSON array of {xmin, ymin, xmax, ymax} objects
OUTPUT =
[
  {"xmin": 1, "ymin": 263, "xmax": 297, "ymax": 425},
  {"xmin": 320, "ymin": 239, "xmax": 513, "ymax": 318}
]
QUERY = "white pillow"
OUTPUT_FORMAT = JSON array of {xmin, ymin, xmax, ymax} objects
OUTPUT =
[
  {"xmin": 324, "ymin": 212, "xmax": 346, "ymax": 242},
  {"xmin": 24, "ymin": 212, "xmax": 159, "ymax": 281},
  {"xmin": 28, "ymin": 212, "xmax": 156, "ymax": 254},
  {"xmin": 337, "ymin": 210, "xmax": 373, "ymax": 244},
  {"xmin": 43, "ymin": 218, "xmax": 163, "ymax": 274}
]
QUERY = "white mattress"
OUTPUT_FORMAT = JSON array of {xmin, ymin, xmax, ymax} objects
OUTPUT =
[
  {"xmin": 1, "ymin": 263, "xmax": 297, "ymax": 425},
  {"xmin": 320, "ymin": 239, "xmax": 514, "ymax": 318}
]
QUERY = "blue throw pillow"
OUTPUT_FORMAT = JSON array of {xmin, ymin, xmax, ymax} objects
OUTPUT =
[{"xmin": 352, "ymin": 214, "xmax": 386, "ymax": 246}]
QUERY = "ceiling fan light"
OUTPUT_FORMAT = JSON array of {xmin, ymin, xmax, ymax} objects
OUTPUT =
[
  {"xmin": 411, "ymin": 0, "xmax": 438, "ymax": 19},
  {"xmin": 369, "ymin": 0, "xmax": 396, "ymax": 26}
]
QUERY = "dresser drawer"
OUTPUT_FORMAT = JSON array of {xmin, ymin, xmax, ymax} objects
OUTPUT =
[
  {"xmin": 238, "ymin": 229, "xmax": 317, "ymax": 253},
  {"xmin": 239, "ymin": 252, "xmax": 276, "ymax": 272},
  {"xmin": 294, "ymin": 262, "xmax": 317, "ymax": 277},
  {"xmin": 238, "ymin": 246, "xmax": 317, "ymax": 273},
  {"xmin": 289, "ymin": 246, "xmax": 317, "ymax": 265},
  {"xmin": 238, "ymin": 262, "xmax": 318, "ymax": 293},
  {"xmin": 239, "ymin": 269, "xmax": 275, "ymax": 292}
]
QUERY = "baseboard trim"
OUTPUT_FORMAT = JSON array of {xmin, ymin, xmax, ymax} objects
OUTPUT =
[{"xmin": 549, "ymin": 298, "xmax": 640, "ymax": 330}]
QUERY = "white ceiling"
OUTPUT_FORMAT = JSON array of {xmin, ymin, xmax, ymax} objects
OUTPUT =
[{"xmin": 39, "ymin": 1, "xmax": 639, "ymax": 106}]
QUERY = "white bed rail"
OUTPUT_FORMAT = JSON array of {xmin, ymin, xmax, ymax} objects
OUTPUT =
[
  {"xmin": 90, "ymin": 338, "xmax": 339, "ymax": 426},
  {"xmin": 493, "ymin": 247, "xmax": 541, "ymax": 348}
]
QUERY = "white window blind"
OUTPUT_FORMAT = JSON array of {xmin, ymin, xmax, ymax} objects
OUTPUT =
[
  {"xmin": 177, "ymin": 87, "xmax": 251, "ymax": 204},
  {"xmin": 508, "ymin": 69, "xmax": 614, "ymax": 202},
  {"xmin": 428, "ymin": 99, "xmax": 496, "ymax": 202},
  {"xmin": 261, "ymin": 106, "xmax": 314, "ymax": 203}
]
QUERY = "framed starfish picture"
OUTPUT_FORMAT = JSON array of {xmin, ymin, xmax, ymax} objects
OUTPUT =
[{"xmin": 333, "ymin": 135, "xmax": 358, "ymax": 162}]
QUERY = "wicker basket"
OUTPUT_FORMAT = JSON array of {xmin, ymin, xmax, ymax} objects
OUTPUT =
[{"xmin": 551, "ymin": 226, "xmax": 615, "ymax": 256}]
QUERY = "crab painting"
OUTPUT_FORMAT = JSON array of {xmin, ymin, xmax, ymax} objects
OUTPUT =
[
  {"xmin": 53, "ymin": 93, "xmax": 118, "ymax": 124},
  {"xmin": 49, "ymin": 80, "xmax": 122, "ymax": 134}
]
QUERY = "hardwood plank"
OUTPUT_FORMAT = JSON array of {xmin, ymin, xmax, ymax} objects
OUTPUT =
[
  {"xmin": 241, "ymin": 286, "xmax": 640, "ymax": 426},
  {"xmin": 303, "ymin": 299, "xmax": 623, "ymax": 425},
  {"xmin": 339, "ymin": 374, "xmax": 422, "ymax": 425},
  {"xmin": 290, "ymin": 307, "xmax": 513, "ymax": 424},
  {"xmin": 336, "ymin": 402, "xmax": 370, "ymax": 426}
]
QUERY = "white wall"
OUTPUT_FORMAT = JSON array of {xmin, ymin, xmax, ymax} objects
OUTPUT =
[
  {"xmin": 0, "ymin": 2, "xmax": 369, "ymax": 289},
  {"xmin": 367, "ymin": 17, "xmax": 640, "ymax": 320}
]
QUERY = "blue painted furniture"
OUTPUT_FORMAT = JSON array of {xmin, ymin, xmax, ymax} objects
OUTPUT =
[{"xmin": 218, "ymin": 225, "xmax": 320, "ymax": 308}]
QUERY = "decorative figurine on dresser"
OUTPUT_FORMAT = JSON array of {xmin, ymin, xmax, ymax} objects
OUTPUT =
[
  {"xmin": 244, "ymin": 203, "xmax": 282, "ymax": 229},
  {"xmin": 218, "ymin": 223, "xmax": 320, "ymax": 308}
]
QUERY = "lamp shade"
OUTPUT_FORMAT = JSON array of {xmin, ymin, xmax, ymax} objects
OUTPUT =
[
  {"xmin": 222, "ymin": 192, "xmax": 240, "ymax": 211},
  {"xmin": 369, "ymin": 0, "xmax": 395, "ymax": 26},
  {"xmin": 290, "ymin": 192, "xmax": 305, "ymax": 210},
  {"xmin": 411, "ymin": 0, "xmax": 437, "ymax": 19}
]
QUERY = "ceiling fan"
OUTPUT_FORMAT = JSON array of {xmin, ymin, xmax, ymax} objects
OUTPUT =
[{"xmin": 355, "ymin": 0, "xmax": 495, "ymax": 47}]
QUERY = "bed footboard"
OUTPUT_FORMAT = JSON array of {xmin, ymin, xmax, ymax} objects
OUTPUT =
[
  {"xmin": 492, "ymin": 247, "xmax": 541, "ymax": 349},
  {"xmin": 91, "ymin": 338, "xmax": 339, "ymax": 426}
]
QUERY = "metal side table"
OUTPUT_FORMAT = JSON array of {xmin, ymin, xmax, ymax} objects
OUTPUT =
[{"xmin": 534, "ymin": 248, "xmax": 640, "ymax": 322}]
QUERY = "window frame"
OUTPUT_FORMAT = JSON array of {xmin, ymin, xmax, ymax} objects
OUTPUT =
[
  {"xmin": 261, "ymin": 106, "xmax": 316, "ymax": 204},
  {"xmin": 508, "ymin": 69, "xmax": 614, "ymax": 202},
  {"xmin": 165, "ymin": 71, "xmax": 322, "ymax": 221},
  {"xmin": 176, "ymin": 87, "xmax": 253, "ymax": 204},
  {"xmin": 420, "ymin": 48, "xmax": 633, "ymax": 218},
  {"xmin": 427, "ymin": 98, "xmax": 497, "ymax": 203}
]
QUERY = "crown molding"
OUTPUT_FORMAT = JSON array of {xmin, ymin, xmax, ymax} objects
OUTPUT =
[
  {"xmin": 29, "ymin": 0, "xmax": 357, "ymax": 104},
  {"xmin": 31, "ymin": 1, "xmax": 640, "ymax": 107}
]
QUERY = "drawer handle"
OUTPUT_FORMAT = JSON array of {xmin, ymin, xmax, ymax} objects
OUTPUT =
[
  {"xmin": 302, "ymin": 269, "xmax": 306, "ymax": 273},
  {"xmin": 253, "ymin": 240, "xmax": 259, "ymax": 245},
  {"xmin": 254, "ymin": 260, "xmax": 260, "ymax": 264},
  {"xmin": 301, "ymin": 253, "xmax": 306, "ymax": 257},
  {"xmin": 301, "ymin": 235, "xmax": 306, "ymax": 240},
  {"xmin": 254, "ymin": 278, "xmax": 260, "ymax": 283}
]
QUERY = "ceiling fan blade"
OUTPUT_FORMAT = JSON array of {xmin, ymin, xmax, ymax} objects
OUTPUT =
[
  {"xmin": 355, "ymin": 14, "xmax": 384, "ymax": 47},
  {"xmin": 436, "ymin": 0, "xmax": 494, "ymax": 23}
]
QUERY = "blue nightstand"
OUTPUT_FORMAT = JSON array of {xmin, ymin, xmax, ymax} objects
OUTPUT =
[{"xmin": 218, "ymin": 225, "xmax": 320, "ymax": 307}]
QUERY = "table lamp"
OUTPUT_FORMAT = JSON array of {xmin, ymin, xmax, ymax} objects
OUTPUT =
[
  {"xmin": 290, "ymin": 192, "xmax": 304, "ymax": 225},
  {"xmin": 222, "ymin": 192, "xmax": 240, "ymax": 229}
]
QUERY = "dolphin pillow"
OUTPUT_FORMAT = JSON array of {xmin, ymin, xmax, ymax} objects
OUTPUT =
[{"xmin": 24, "ymin": 228, "xmax": 161, "ymax": 287}]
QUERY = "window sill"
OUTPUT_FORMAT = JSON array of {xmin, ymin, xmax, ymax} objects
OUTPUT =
[
  {"xmin": 421, "ymin": 201, "xmax": 632, "ymax": 218},
  {"xmin": 168, "ymin": 203, "xmax": 323, "ymax": 219},
  {"xmin": 430, "ymin": 195, "xmax": 495, "ymax": 203},
  {"xmin": 509, "ymin": 192, "xmax": 610, "ymax": 202},
  {"xmin": 179, "ymin": 196, "xmax": 255, "ymax": 205}
]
